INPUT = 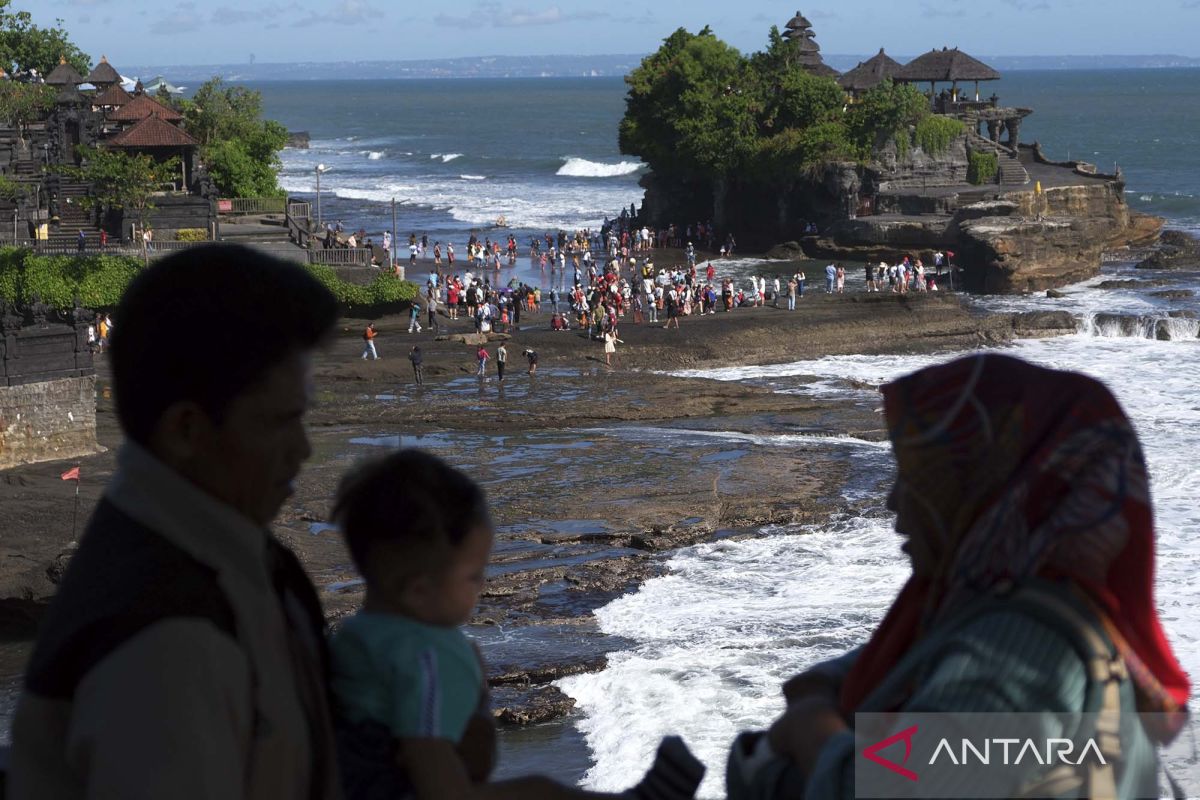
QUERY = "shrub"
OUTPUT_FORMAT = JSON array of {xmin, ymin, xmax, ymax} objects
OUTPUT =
[
  {"xmin": 175, "ymin": 228, "xmax": 209, "ymax": 242},
  {"xmin": 0, "ymin": 249, "xmax": 419, "ymax": 313},
  {"xmin": 301, "ymin": 263, "xmax": 419, "ymax": 310},
  {"xmin": 915, "ymin": 116, "xmax": 965, "ymax": 156},
  {"xmin": 968, "ymin": 151, "xmax": 999, "ymax": 185}
]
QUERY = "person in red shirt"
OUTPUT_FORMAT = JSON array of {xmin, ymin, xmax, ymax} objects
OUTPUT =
[{"xmin": 476, "ymin": 345, "xmax": 489, "ymax": 377}]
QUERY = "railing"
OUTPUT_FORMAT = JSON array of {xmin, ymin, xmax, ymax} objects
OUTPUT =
[
  {"xmin": 287, "ymin": 202, "xmax": 311, "ymax": 220},
  {"xmin": 285, "ymin": 203, "xmax": 312, "ymax": 249},
  {"xmin": 0, "ymin": 239, "xmax": 209, "ymax": 257},
  {"xmin": 216, "ymin": 197, "xmax": 287, "ymax": 215},
  {"xmin": 307, "ymin": 247, "xmax": 376, "ymax": 266}
]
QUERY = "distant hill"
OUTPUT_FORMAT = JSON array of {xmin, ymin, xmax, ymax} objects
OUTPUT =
[{"xmin": 124, "ymin": 53, "xmax": 1200, "ymax": 83}]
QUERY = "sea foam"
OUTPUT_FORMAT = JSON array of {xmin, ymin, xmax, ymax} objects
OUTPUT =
[{"xmin": 556, "ymin": 157, "xmax": 643, "ymax": 178}]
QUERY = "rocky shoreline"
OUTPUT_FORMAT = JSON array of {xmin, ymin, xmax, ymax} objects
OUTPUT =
[{"xmin": 0, "ymin": 288, "xmax": 1077, "ymax": 728}]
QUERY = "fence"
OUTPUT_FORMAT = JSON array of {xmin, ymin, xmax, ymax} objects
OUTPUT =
[
  {"xmin": 307, "ymin": 247, "xmax": 375, "ymax": 266},
  {"xmin": 287, "ymin": 202, "xmax": 312, "ymax": 220},
  {"xmin": 216, "ymin": 197, "xmax": 287, "ymax": 215}
]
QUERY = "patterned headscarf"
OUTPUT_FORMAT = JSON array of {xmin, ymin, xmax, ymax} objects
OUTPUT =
[{"xmin": 839, "ymin": 354, "xmax": 1190, "ymax": 735}]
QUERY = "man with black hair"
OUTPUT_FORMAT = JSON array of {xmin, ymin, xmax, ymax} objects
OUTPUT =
[{"xmin": 9, "ymin": 244, "xmax": 342, "ymax": 800}]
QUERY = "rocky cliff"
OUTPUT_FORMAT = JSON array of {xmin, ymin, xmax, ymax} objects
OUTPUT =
[{"xmin": 798, "ymin": 178, "xmax": 1160, "ymax": 293}]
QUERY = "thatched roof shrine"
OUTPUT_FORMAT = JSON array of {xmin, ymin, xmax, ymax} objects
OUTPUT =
[
  {"xmin": 45, "ymin": 57, "xmax": 84, "ymax": 86},
  {"xmin": 85, "ymin": 56, "xmax": 121, "ymax": 87},
  {"xmin": 896, "ymin": 47, "xmax": 1000, "ymax": 84},
  {"xmin": 838, "ymin": 49, "xmax": 902, "ymax": 92}
]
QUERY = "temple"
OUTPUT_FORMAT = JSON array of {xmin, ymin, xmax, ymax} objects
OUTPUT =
[{"xmin": 0, "ymin": 56, "xmax": 215, "ymax": 248}]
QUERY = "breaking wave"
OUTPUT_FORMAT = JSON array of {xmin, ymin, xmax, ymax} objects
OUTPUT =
[{"xmin": 556, "ymin": 157, "xmax": 643, "ymax": 178}]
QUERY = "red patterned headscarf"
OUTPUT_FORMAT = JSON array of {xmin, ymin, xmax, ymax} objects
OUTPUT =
[{"xmin": 839, "ymin": 354, "xmax": 1189, "ymax": 735}]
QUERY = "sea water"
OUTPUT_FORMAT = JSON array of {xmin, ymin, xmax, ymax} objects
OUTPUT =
[
  {"xmin": 258, "ymin": 69, "xmax": 1200, "ymax": 253},
  {"xmin": 561, "ymin": 288, "xmax": 1200, "ymax": 796}
]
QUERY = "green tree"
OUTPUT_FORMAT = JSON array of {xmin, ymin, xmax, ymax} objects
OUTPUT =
[
  {"xmin": 178, "ymin": 77, "xmax": 288, "ymax": 197},
  {"xmin": 0, "ymin": 1, "xmax": 89, "ymax": 77},
  {"xmin": 0, "ymin": 80, "xmax": 55, "ymax": 142},
  {"xmin": 59, "ymin": 147, "xmax": 180, "ymax": 234},
  {"xmin": 846, "ymin": 80, "xmax": 930, "ymax": 155},
  {"xmin": 620, "ymin": 27, "xmax": 756, "ymax": 226}
]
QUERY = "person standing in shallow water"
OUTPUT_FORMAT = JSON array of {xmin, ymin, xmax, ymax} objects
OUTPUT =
[
  {"xmin": 8, "ymin": 245, "xmax": 343, "ymax": 800},
  {"xmin": 727, "ymin": 354, "xmax": 1190, "ymax": 799},
  {"xmin": 408, "ymin": 345, "xmax": 423, "ymax": 385},
  {"xmin": 496, "ymin": 342, "xmax": 507, "ymax": 382}
]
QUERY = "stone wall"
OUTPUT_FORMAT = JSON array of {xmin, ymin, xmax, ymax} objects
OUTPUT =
[
  {"xmin": 0, "ymin": 375, "xmax": 98, "ymax": 469},
  {"xmin": 1, "ymin": 308, "xmax": 99, "ymax": 469}
]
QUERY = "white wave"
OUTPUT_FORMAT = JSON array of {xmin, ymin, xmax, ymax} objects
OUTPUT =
[
  {"xmin": 366, "ymin": 151, "xmax": 383, "ymax": 160},
  {"xmin": 556, "ymin": 157, "xmax": 643, "ymax": 178},
  {"xmin": 566, "ymin": 325, "xmax": 1200, "ymax": 796},
  {"xmin": 561, "ymin": 515, "xmax": 908, "ymax": 797},
  {"xmin": 432, "ymin": 153, "xmax": 463, "ymax": 162},
  {"xmin": 460, "ymin": 174, "xmax": 486, "ymax": 181}
]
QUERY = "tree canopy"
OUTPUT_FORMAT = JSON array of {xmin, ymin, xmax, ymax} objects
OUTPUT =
[
  {"xmin": 178, "ymin": 77, "xmax": 288, "ymax": 198},
  {"xmin": 620, "ymin": 26, "xmax": 937, "ymax": 197},
  {"xmin": 60, "ymin": 147, "xmax": 180, "ymax": 232},
  {"xmin": 0, "ymin": 1, "xmax": 89, "ymax": 77}
]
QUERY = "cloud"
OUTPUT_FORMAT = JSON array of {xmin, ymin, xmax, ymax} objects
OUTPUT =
[
  {"xmin": 918, "ymin": 2, "xmax": 966, "ymax": 17},
  {"xmin": 292, "ymin": 0, "xmax": 382, "ymax": 26},
  {"xmin": 211, "ymin": 2, "xmax": 304, "ymax": 25},
  {"xmin": 434, "ymin": 2, "xmax": 617, "ymax": 28},
  {"xmin": 148, "ymin": 1, "xmax": 205, "ymax": 34}
]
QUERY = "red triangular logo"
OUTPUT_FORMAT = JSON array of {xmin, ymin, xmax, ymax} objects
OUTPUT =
[{"xmin": 863, "ymin": 724, "xmax": 919, "ymax": 782}]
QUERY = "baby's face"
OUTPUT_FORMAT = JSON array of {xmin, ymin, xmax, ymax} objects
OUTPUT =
[{"xmin": 428, "ymin": 524, "xmax": 494, "ymax": 626}]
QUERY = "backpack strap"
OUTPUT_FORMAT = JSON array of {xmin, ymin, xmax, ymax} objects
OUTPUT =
[{"xmin": 1005, "ymin": 585, "xmax": 1124, "ymax": 800}]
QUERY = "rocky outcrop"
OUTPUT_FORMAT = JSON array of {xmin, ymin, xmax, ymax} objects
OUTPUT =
[
  {"xmin": 957, "ymin": 216, "xmax": 1109, "ymax": 293},
  {"xmin": 787, "ymin": 179, "xmax": 1152, "ymax": 294},
  {"xmin": 1136, "ymin": 229, "xmax": 1200, "ymax": 270}
]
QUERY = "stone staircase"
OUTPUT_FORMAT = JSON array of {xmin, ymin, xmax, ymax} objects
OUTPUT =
[
  {"xmin": 48, "ymin": 182, "xmax": 107, "ymax": 247},
  {"xmin": 966, "ymin": 129, "xmax": 1029, "ymax": 186}
]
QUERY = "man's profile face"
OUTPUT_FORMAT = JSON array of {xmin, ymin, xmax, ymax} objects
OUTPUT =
[{"xmin": 197, "ymin": 350, "xmax": 315, "ymax": 526}]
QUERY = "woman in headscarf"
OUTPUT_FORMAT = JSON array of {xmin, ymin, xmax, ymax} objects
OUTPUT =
[{"xmin": 730, "ymin": 353, "xmax": 1190, "ymax": 799}]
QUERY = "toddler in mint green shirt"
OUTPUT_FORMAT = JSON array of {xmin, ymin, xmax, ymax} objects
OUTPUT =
[{"xmin": 329, "ymin": 450, "xmax": 705, "ymax": 800}]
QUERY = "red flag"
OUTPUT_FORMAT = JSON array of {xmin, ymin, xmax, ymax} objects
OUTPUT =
[{"xmin": 60, "ymin": 466, "xmax": 80, "ymax": 482}]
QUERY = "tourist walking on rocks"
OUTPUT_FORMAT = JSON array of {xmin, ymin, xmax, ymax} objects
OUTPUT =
[
  {"xmin": 835, "ymin": 264, "xmax": 845, "ymax": 294},
  {"xmin": 362, "ymin": 322, "xmax": 378, "ymax": 359},
  {"xmin": 727, "ymin": 354, "xmax": 1188, "ymax": 799},
  {"xmin": 523, "ymin": 347, "xmax": 538, "ymax": 375},
  {"xmin": 773, "ymin": 276, "xmax": 781, "ymax": 308},
  {"xmin": 8, "ymin": 245, "xmax": 342, "ymax": 800},
  {"xmin": 496, "ymin": 342, "xmax": 507, "ymax": 382},
  {"xmin": 408, "ymin": 345, "xmax": 424, "ymax": 385},
  {"xmin": 408, "ymin": 300, "xmax": 422, "ymax": 333},
  {"xmin": 476, "ymin": 344, "xmax": 489, "ymax": 377},
  {"xmin": 865, "ymin": 263, "xmax": 877, "ymax": 292},
  {"xmin": 824, "ymin": 263, "xmax": 836, "ymax": 294},
  {"xmin": 787, "ymin": 276, "xmax": 798, "ymax": 311}
]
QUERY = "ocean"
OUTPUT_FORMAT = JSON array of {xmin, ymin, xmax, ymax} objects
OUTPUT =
[
  {"xmin": 4, "ymin": 69, "xmax": 1200, "ymax": 796},
  {"xmin": 259, "ymin": 70, "xmax": 1200, "ymax": 251}
]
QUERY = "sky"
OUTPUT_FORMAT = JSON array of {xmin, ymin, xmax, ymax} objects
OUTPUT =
[{"xmin": 32, "ymin": 0, "xmax": 1200, "ymax": 67}]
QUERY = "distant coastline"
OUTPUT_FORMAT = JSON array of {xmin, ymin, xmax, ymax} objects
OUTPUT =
[{"xmin": 123, "ymin": 53, "xmax": 1200, "ymax": 82}]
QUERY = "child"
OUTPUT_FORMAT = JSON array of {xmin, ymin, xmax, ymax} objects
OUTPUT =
[{"xmin": 329, "ymin": 452, "xmax": 705, "ymax": 800}]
